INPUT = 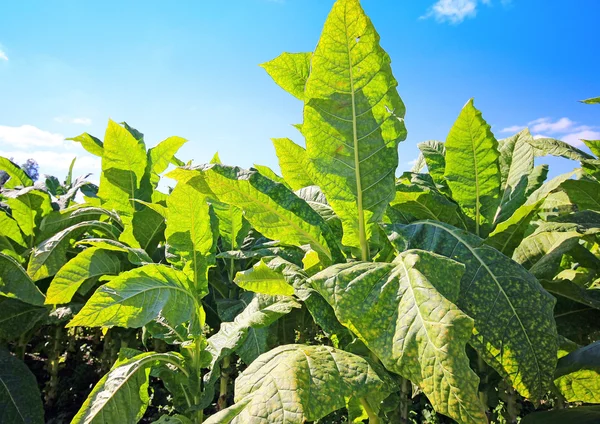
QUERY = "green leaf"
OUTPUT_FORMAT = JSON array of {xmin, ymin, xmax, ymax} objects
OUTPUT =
[
  {"xmin": 580, "ymin": 96, "xmax": 600, "ymax": 105},
  {"xmin": 204, "ymin": 344, "xmax": 395, "ymax": 424},
  {"xmin": 5, "ymin": 188, "xmax": 52, "ymax": 248},
  {"xmin": 45, "ymin": 247, "xmax": 123, "ymax": 305},
  {"xmin": 27, "ymin": 220, "xmax": 121, "ymax": 281},
  {"xmin": 72, "ymin": 350, "xmax": 184, "ymax": 424},
  {"xmin": 0, "ymin": 253, "xmax": 45, "ymax": 305},
  {"xmin": 0, "ymin": 297, "xmax": 47, "ymax": 340},
  {"xmin": 272, "ymin": 138, "xmax": 314, "ymax": 190},
  {"xmin": 148, "ymin": 136, "xmax": 187, "ymax": 187},
  {"xmin": 385, "ymin": 221, "xmax": 558, "ymax": 400},
  {"xmin": 417, "ymin": 140, "xmax": 446, "ymax": 186},
  {"xmin": 444, "ymin": 99, "xmax": 501, "ymax": 237},
  {"xmin": 527, "ymin": 137, "xmax": 594, "ymax": 161},
  {"xmin": 0, "ymin": 210, "xmax": 26, "ymax": 249},
  {"xmin": 542, "ymin": 279, "xmax": 600, "ymax": 311},
  {"xmin": 37, "ymin": 205, "xmax": 122, "ymax": 243},
  {"xmin": 302, "ymin": 0, "xmax": 407, "ymax": 256},
  {"xmin": 0, "ymin": 348, "xmax": 45, "ymax": 424},
  {"xmin": 560, "ymin": 179, "xmax": 600, "ymax": 211},
  {"xmin": 261, "ymin": 52, "xmax": 311, "ymax": 100},
  {"xmin": 522, "ymin": 406, "xmax": 600, "ymax": 424},
  {"xmin": 312, "ymin": 250, "xmax": 486, "ymax": 424},
  {"xmin": 67, "ymin": 133, "xmax": 104, "ymax": 157},
  {"xmin": 0, "ymin": 156, "xmax": 33, "ymax": 188},
  {"xmin": 211, "ymin": 202, "xmax": 246, "ymax": 251},
  {"xmin": 495, "ymin": 129, "xmax": 535, "ymax": 223},
  {"xmin": 68, "ymin": 264, "xmax": 199, "ymax": 329},
  {"xmin": 131, "ymin": 205, "xmax": 166, "ymax": 253},
  {"xmin": 234, "ymin": 260, "xmax": 295, "ymax": 296},
  {"xmin": 165, "ymin": 182, "xmax": 215, "ymax": 294},
  {"xmin": 525, "ymin": 164, "xmax": 549, "ymax": 197},
  {"xmin": 485, "ymin": 200, "xmax": 544, "ymax": 256},
  {"xmin": 153, "ymin": 415, "xmax": 193, "ymax": 424},
  {"xmin": 76, "ymin": 238, "xmax": 153, "ymax": 265},
  {"xmin": 168, "ymin": 165, "xmax": 342, "ymax": 262},
  {"xmin": 252, "ymin": 164, "xmax": 291, "ymax": 189},
  {"xmin": 554, "ymin": 340, "xmax": 600, "ymax": 403},
  {"xmin": 583, "ymin": 139, "xmax": 600, "ymax": 157}
]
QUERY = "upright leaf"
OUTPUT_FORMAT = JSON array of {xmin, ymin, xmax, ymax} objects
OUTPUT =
[
  {"xmin": 68, "ymin": 264, "xmax": 199, "ymax": 329},
  {"xmin": 0, "ymin": 348, "xmax": 45, "ymax": 424},
  {"xmin": 272, "ymin": 138, "xmax": 314, "ymax": 190},
  {"xmin": 485, "ymin": 200, "xmax": 544, "ymax": 256},
  {"xmin": 312, "ymin": 250, "xmax": 486, "ymax": 424},
  {"xmin": 205, "ymin": 344, "xmax": 395, "ymax": 424},
  {"xmin": 261, "ymin": 52, "xmax": 311, "ymax": 100},
  {"xmin": 385, "ymin": 221, "xmax": 558, "ymax": 400},
  {"xmin": 417, "ymin": 140, "xmax": 446, "ymax": 186},
  {"xmin": 302, "ymin": 0, "xmax": 407, "ymax": 256},
  {"xmin": 148, "ymin": 136, "xmax": 187, "ymax": 187},
  {"xmin": 444, "ymin": 99, "xmax": 501, "ymax": 237},
  {"xmin": 5, "ymin": 188, "xmax": 52, "ymax": 247}
]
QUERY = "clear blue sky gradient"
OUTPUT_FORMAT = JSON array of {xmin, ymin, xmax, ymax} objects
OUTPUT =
[{"xmin": 0, "ymin": 0, "xmax": 599, "ymax": 183}]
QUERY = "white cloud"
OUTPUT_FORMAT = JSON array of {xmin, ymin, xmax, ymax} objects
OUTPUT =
[
  {"xmin": 0, "ymin": 50, "xmax": 7, "ymax": 61},
  {"xmin": 561, "ymin": 130, "xmax": 600, "ymax": 148},
  {"xmin": 54, "ymin": 116, "xmax": 92, "ymax": 126},
  {"xmin": 0, "ymin": 124, "xmax": 100, "ymax": 179},
  {"xmin": 529, "ymin": 117, "xmax": 575, "ymax": 133},
  {"xmin": 0, "ymin": 125, "xmax": 65, "ymax": 148},
  {"xmin": 422, "ymin": 0, "xmax": 510, "ymax": 24},
  {"xmin": 500, "ymin": 125, "xmax": 524, "ymax": 133},
  {"xmin": 501, "ymin": 116, "xmax": 600, "ymax": 148}
]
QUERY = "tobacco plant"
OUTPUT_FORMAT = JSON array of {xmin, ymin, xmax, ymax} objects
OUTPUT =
[{"xmin": 1, "ymin": 1, "xmax": 600, "ymax": 423}]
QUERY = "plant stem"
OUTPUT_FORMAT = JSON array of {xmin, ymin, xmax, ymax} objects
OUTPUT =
[
  {"xmin": 551, "ymin": 382, "xmax": 566, "ymax": 409},
  {"xmin": 45, "ymin": 326, "xmax": 62, "ymax": 407},
  {"xmin": 399, "ymin": 378, "xmax": 410, "ymax": 423},
  {"xmin": 477, "ymin": 355, "xmax": 488, "ymax": 409},
  {"xmin": 217, "ymin": 356, "xmax": 231, "ymax": 410},
  {"xmin": 505, "ymin": 382, "xmax": 518, "ymax": 424},
  {"xmin": 360, "ymin": 398, "xmax": 380, "ymax": 424}
]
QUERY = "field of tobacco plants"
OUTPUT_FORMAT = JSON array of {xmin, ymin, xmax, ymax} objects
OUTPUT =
[{"xmin": 1, "ymin": 0, "xmax": 600, "ymax": 423}]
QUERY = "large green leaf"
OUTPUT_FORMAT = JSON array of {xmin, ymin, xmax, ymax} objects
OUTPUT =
[
  {"xmin": 205, "ymin": 344, "xmax": 395, "ymax": 424},
  {"xmin": 0, "ymin": 210, "xmax": 26, "ymax": 249},
  {"xmin": 272, "ymin": 138, "xmax": 314, "ymax": 190},
  {"xmin": 385, "ymin": 221, "xmax": 558, "ymax": 400},
  {"xmin": 554, "ymin": 340, "xmax": 600, "ymax": 403},
  {"xmin": 37, "ymin": 205, "xmax": 122, "ymax": 243},
  {"xmin": 211, "ymin": 202, "xmax": 246, "ymax": 252},
  {"xmin": 417, "ymin": 140, "xmax": 446, "ymax": 186},
  {"xmin": 5, "ymin": 188, "xmax": 52, "ymax": 248},
  {"xmin": 45, "ymin": 247, "xmax": 123, "ymax": 305},
  {"xmin": 261, "ymin": 52, "xmax": 311, "ymax": 100},
  {"xmin": 312, "ymin": 250, "xmax": 486, "ymax": 424},
  {"xmin": 76, "ymin": 238, "xmax": 153, "ymax": 266},
  {"xmin": 485, "ymin": 200, "xmax": 544, "ymax": 256},
  {"xmin": 68, "ymin": 264, "xmax": 199, "ymax": 329},
  {"xmin": 168, "ymin": 165, "xmax": 342, "ymax": 262},
  {"xmin": 0, "ymin": 348, "xmax": 45, "ymax": 424},
  {"xmin": 147, "ymin": 136, "xmax": 187, "ymax": 187},
  {"xmin": 527, "ymin": 137, "xmax": 593, "ymax": 161},
  {"xmin": 72, "ymin": 349, "xmax": 185, "ymax": 424},
  {"xmin": 67, "ymin": 133, "xmax": 104, "ymax": 157},
  {"xmin": 0, "ymin": 253, "xmax": 45, "ymax": 305},
  {"xmin": 560, "ymin": 179, "xmax": 600, "ymax": 211},
  {"xmin": 234, "ymin": 260, "xmax": 295, "ymax": 296},
  {"xmin": 444, "ymin": 99, "xmax": 501, "ymax": 237},
  {"xmin": 165, "ymin": 182, "xmax": 215, "ymax": 295},
  {"xmin": 495, "ymin": 129, "xmax": 535, "ymax": 223},
  {"xmin": 0, "ymin": 297, "xmax": 48, "ymax": 340},
  {"xmin": 0, "ymin": 157, "xmax": 33, "ymax": 188},
  {"xmin": 301, "ymin": 0, "xmax": 407, "ymax": 257},
  {"xmin": 27, "ymin": 220, "xmax": 120, "ymax": 281}
]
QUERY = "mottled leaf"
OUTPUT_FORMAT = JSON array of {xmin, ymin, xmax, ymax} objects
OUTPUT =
[
  {"xmin": 554, "ymin": 340, "xmax": 600, "ymax": 403},
  {"xmin": 261, "ymin": 52, "xmax": 311, "ymax": 100},
  {"xmin": 234, "ymin": 260, "xmax": 295, "ymax": 296},
  {"xmin": 485, "ymin": 200, "xmax": 543, "ymax": 256}
]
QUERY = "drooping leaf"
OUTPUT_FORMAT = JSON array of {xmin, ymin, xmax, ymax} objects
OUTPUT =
[
  {"xmin": 234, "ymin": 260, "xmax": 295, "ymax": 296},
  {"xmin": 76, "ymin": 238, "xmax": 153, "ymax": 265},
  {"xmin": 37, "ymin": 205, "xmax": 122, "ymax": 243},
  {"xmin": 260, "ymin": 52, "xmax": 311, "ymax": 100},
  {"xmin": 495, "ymin": 129, "xmax": 535, "ymax": 223},
  {"xmin": 417, "ymin": 140, "xmax": 446, "ymax": 186},
  {"xmin": 312, "ymin": 250, "xmax": 486, "ymax": 424},
  {"xmin": 67, "ymin": 133, "xmax": 104, "ymax": 157},
  {"xmin": 444, "ymin": 99, "xmax": 501, "ymax": 237},
  {"xmin": 542, "ymin": 279, "xmax": 600, "ymax": 311},
  {"xmin": 527, "ymin": 137, "xmax": 594, "ymax": 162},
  {"xmin": 204, "ymin": 344, "xmax": 395, "ymax": 424},
  {"xmin": 301, "ymin": 0, "xmax": 407, "ymax": 255},
  {"xmin": 410, "ymin": 153, "xmax": 426, "ymax": 173},
  {"xmin": 554, "ymin": 340, "xmax": 600, "ymax": 403},
  {"xmin": 272, "ymin": 138, "xmax": 315, "ymax": 190},
  {"xmin": 560, "ymin": 179, "xmax": 600, "ymax": 212},
  {"xmin": 148, "ymin": 136, "xmax": 187, "ymax": 187},
  {"xmin": 522, "ymin": 406, "xmax": 600, "ymax": 424},
  {"xmin": 580, "ymin": 96, "xmax": 600, "ymax": 105},
  {"xmin": 485, "ymin": 200, "xmax": 544, "ymax": 256},
  {"xmin": 0, "ymin": 156, "xmax": 33, "ymax": 188},
  {"xmin": 165, "ymin": 182, "xmax": 215, "ymax": 295},
  {"xmin": 45, "ymin": 247, "xmax": 123, "ymax": 305},
  {"xmin": 168, "ymin": 165, "xmax": 342, "ymax": 262},
  {"xmin": 5, "ymin": 187, "xmax": 52, "ymax": 247},
  {"xmin": 0, "ymin": 297, "xmax": 48, "ymax": 340},
  {"xmin": 27, "ymin": 220, "xmax": 121, "ymax": 281},
  {"xmin": 0, "ymin": 348, "xmax": 45, "ymax": 424},
  {"xmin": 72, "ymin": 349, "xmax": 185, "ymax": 424},
  {"xmin": 0, "ymin": 253, "xmax": 45, "ymax": 305},
  {"xmin": 385, "ymin": 221, "xmax": 558, "ymax": 401},
  {"xmin": 68, "ymin": 264, "xmax": 199, "ymax": 329},
  {"xmin": 0, "ymin": 210, "xmax": 26, "ymax": 249}
]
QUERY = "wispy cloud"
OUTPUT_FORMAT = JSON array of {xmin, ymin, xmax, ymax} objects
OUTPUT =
[
  {"xmin": 501, "ymin": 117, "xmax": 600, "ymax": 147},
  {"xmin": 54, "ymin": 116, "xmax": 92, "ymax": 126},
  {"xmin": 0, "ymin": 50, "xmax": 7, "ymax": 61},
  {"xmin": 422, "ymin": 0, "xmax": 508, "ymax": 24}
]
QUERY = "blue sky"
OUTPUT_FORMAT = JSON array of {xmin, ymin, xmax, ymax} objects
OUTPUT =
[{"xmin": 0, "ymin": 0, "xmax": 599, "ymax": 186}]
